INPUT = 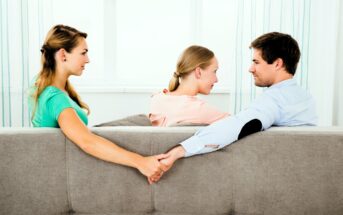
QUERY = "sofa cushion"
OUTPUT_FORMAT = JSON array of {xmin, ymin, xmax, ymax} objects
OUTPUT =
[
  {"xmin": 169, "ymin": 122, "xmax": 208, "ymax": 127},
  {"xmin": 0, "ymin": 128, "xmax": 69, "ymax": 215},
  {"xmin": 94, "ymin": 114, "xmax": 152, "ymax": 127},
  {"xmin": 66, "ymin": 128, "xmax": 156, "ymax": 214}
]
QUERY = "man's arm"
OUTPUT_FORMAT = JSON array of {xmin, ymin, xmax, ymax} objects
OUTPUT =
[
  {"xmin": 153, "ymin": 112, "xmax": 264, "ymax": 180},
  {"xmin": 151, "ymin": 93, "xmax": 281, "ymax": 182},
  {"xmin": 170, "ymin": 93, "xmax": 281, "ymax": 158},
  {"xmin": 182, "ymin": 109, "xmax": 276, "ymax": 157},
  {"xmin": 181, "ymin": 93, "xmax": 281, "ymax": 157}
]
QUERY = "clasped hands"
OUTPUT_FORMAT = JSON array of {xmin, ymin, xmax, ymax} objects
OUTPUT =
[
  {"xmin": 135, "ymin": 146, "xmax": 185, "ymax": 184},
  {"xmin": 144, "ymin": 146, "xmax": 185, "ymax": 184}
]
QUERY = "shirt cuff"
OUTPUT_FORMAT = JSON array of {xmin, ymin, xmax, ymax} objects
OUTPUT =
[{"xmin": 180, "ymin": 135, "xmax": 205, "ymax": 157}]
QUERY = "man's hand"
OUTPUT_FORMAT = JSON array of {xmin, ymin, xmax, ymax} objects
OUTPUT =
[
  {"xmin": 135, "ymin": 154, "xmax": 168, "ymax": 184},
  {"xmin": 148, "ymin": 145, "xmax": 186, "ymax": 183}
]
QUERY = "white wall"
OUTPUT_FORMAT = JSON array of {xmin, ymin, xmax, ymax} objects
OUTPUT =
[{"xmin": 78, "ymin": 89, "xmax": 230, "ymax": 126}]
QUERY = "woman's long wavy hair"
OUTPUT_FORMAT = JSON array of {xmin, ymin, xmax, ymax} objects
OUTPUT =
[
  {"xmin": 168, "ymin": 45, "xmax": 214, "ymax": 92},
  {"xmin": 31, "ymin": 24, "xmax": 90, "ymax": 119}
]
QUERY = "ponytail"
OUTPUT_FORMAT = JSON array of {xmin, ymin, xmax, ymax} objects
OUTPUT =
[
  {"xmin": 168, "ymin": 72, "xmax": 180, "ymax": 92},
  {"xmin": 167, "ymin": 45, "xmax": 214, "ymax": 92}
]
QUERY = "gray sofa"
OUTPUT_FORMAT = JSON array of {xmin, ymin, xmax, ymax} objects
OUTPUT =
[{"xmin": 1, "ymin": 126, "xmax": 343, "ymax": 215}]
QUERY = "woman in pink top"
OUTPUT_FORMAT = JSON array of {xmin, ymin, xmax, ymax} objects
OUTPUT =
[{"xmin": 149, "ymin": 45, "xmax": 229, "ymax": 126}]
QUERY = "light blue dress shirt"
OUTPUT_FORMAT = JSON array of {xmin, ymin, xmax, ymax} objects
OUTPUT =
[{"xmin": 181, "ymin": 79, "xmax": 317, "ymax": 157}]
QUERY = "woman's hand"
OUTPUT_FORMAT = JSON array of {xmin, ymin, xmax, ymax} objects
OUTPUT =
[
  {"xmin": 148, "ymin": 146, "xmax": 186, "ymax": 183},
  {"xmin": 136, "ymin": 154, "xmax": 168, "ymax": 182}
]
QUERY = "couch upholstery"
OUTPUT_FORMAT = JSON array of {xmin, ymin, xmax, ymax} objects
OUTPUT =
[{"xmin": 1, "ymin": 126, "xmax": 343, "ymax": 215}]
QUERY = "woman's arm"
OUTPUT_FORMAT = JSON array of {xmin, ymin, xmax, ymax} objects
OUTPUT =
[{"xmin": 58, "ymin": 108, "xmax": 167, "ymax": 179}]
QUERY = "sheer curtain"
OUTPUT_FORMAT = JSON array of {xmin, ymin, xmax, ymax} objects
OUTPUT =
[
  {"xmin": 231, "ymin": 0, "xmax": 341, "ymax": 126},
  {"xmin": 0, "ymin": 0, "xmax": 92, "ymax": 127},
  {"xmin": 0, "ymin": 0, "xmax": 55, "ymax": 126}
]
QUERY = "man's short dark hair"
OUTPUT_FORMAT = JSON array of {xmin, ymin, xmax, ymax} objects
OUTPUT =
[{"xmin": 250, "ymin": 32, "xmax": 301, "ymax": 75}]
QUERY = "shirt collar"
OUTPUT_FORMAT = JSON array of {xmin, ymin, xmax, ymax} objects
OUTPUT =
[{"xmin": 269, "ymin": 78, "xmax": 296, "ymax": 89}]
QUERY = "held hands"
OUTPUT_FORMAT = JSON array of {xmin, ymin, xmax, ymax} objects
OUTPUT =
[
  {"xmin": 148, "ymin": 146, "xmax": 186, "ymax": 184},
  {"xmin": 136, "ymin": 154, "xmax": 169, "ymax": 184},
  {"xmin": 148, "ymin": 153, "xmax": 174, "ymax": 184}
]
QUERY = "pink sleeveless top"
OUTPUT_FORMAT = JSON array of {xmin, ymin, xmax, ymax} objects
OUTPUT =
[{"xmin": 149, "ymin": 89, "xmax": 229, "ymax": 127}]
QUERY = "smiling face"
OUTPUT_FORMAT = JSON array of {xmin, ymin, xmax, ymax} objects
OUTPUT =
[
  {"xmin": 197, "ymin": 57, "xmax": 219, "ymax": 95},
  {"xmin": 249, "ymin": 49, "xmax": 277, "ymax": 87},
  {"xmin": 64, "ymin": 38, "xmax": 89, "ymax": 76}
]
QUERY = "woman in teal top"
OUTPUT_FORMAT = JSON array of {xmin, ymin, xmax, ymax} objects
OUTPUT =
[
  {"xmin": 31, "ymin": 86, "xmax": 88, "ymax": 127},
  {"xmin": 29, "ymin": 25, "xmax": 167, "ymax": 183}
]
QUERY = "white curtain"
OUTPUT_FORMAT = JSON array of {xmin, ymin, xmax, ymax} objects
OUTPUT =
[
  {"xmin": 231, "ymin": 0, "xmax": 341, "ymax": 127},
  {"xmin": 0, "ymin": 0, "xmax": 54, "ymax": 127}
]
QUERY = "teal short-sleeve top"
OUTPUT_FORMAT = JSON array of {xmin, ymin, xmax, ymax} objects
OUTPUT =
[{"xmin": 30, "ymin": 86, "xmax": 88, "ymax": 127}]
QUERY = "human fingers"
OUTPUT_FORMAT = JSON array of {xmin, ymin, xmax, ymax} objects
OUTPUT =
[
  {"xmin": 147, "ymin": 177, "xmax": 154, "ymax": 185},
  {"xmin": 151, "ymin": 172, "xmax": 163, "ymax": 182},
  {"xmin": 156, "ymin": 153, "xmax": 170, "ymax": 160}
]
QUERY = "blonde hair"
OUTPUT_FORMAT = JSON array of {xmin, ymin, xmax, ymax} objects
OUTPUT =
[
  {"xmin": 168, "ymin": 45, "xmax": 214, "ymax": 92},
  {"xmin": 31, "ymin": 24, "xmax": 90, "ymax": 119}
]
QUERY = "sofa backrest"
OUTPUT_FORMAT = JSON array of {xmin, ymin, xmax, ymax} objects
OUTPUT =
[
  {"xmin": 1, "ymin": 126, "xmax": 343, "ymax": 215},
  {"xmin": 0, "ymin": 128, "xmax": 69, "ymax": 214}
]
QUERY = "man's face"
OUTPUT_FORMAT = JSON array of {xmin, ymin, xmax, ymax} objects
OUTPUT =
[{"xmin": 249, "ymin": 49, "xmax": 277, "ymax": 87}]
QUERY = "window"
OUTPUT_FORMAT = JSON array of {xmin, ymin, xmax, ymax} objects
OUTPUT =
[{"xmin": 50, "ymin": 0, "xmax": 232, "ymax": 92}]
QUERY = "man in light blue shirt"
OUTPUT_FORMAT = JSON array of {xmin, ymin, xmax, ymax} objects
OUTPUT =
[{"xmin": 150, "ymin": 32, "xmax": 317, "ymax": 182}]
